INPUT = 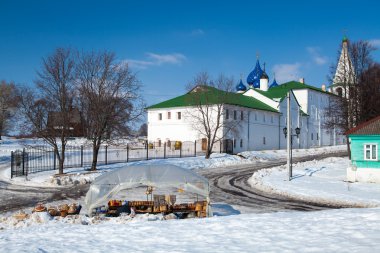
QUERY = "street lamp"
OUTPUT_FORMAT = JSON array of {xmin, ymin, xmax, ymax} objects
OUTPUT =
[{"xmin": 283, "ymin": 126, "xmax": 301, "ymax": 180}]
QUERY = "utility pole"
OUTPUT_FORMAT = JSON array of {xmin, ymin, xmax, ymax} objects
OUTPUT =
[{"xmin": 287, "ymin": 92, "xmax": 292, "ymax": 180}]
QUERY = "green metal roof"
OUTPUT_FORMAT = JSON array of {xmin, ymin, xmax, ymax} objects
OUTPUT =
[
  {"xmin": 146, "ymin": 85, "xmax": 278, "ymax": 113},
  {"xmin": 253, "ymin": 81, "xmax": 328, "ymax": 100}
]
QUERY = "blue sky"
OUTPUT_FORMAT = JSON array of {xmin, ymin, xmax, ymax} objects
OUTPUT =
[{"xmin": 1, "ymin": 0, "xmax": 380, "ymax": 105}]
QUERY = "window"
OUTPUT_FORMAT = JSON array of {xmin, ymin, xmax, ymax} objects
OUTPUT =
[
  {"xmin": 255, "ymin": 112, "xmax": 257, "ymax": 121},
  {"xmin": 263, "ymin": 137, "xmax": 266, "ymax": 145},
  {"xmin": 241, "ymin": 111, "xmax": 244, "ymax": 120},
  {"xmin": 234, "ymin": 110, "xmax": 237, "ymax": 120},
  {"xmin": 364, "ymin": 144, "xmax": 378, "ymax": 160},
  {"xmin": 240, "ymin": 139, "xmax": 243, "ymax": 148},
  {"xmin": 311, "ymin": 133, "xmax": 313, "ymax": 140},
  {"xmin": 158, "ymin": 113, "xmax": 162, "ymax": 120},
  {"xmin": 263, "ymin": 114, "xmax": 266, "ymax": 122},
  {"xmin": 167, "ymin": 112, "xmax": 171, "ymax": 119},
  {"xmin": 271, "ymin": 115, "xmax": 274, "ymax": 123},
  {"xmin": 233, "ymin": 139, "xmax": 236, "ymax": 148},
  {"xmin": 317, "ymin": 133, "xmax": 319, "ymax": 140},
  {"xmin": 177, "ymin": 112, "xmax": 181, "ymax": 120},
  {"xmin": 226, "ymin": 109, "xmax": 229, "ymax": 119}
]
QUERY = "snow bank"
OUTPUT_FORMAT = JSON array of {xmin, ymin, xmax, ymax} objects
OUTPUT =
[{"xmin": 249, "ymin": 157, "xmax": 380, "ymax": 207}]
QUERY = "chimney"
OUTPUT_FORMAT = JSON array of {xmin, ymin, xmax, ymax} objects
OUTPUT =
[
  {"xmin": 299, "ymin": 78, "xmax": 305, "ymax": 84},
  {"xmin": 321, "ymin": 84, "xmax": 326, "ymax": 91}
]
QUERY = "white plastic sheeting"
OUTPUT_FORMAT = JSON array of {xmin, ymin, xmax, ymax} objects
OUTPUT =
[{"xmin": 85, "ymin": 164, "xmax": 210, "ymax": 215}]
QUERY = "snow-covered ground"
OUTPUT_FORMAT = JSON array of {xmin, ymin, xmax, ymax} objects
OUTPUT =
[
  {"xmin": 0, "ymin": 136, "xmax": 347, "ymax": 187},
  {"xmin": 249, "ymin": 157, "xmax": 380, "ymax": 207},
  {"xmin": 2, "ymin": 138, "xmax": 380, "ymax": 252},
  {"xmin": 1, "ymin": 207, "xmax": 380, "ymax": 252}
]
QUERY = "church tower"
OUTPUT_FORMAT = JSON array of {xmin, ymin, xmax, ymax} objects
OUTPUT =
[{"xmin": 332, "ymin": 36, "xmax": 355, "ymax": 98}]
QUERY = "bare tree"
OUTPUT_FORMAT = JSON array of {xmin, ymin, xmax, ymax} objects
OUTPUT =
[
  {"xmin": 185, "ymin": 72, "xmax": 243, "ymax": 159},
  {"xmin": 76, "ymin": 51, "xmax": 144, "ymax": 171},
  {"xmin": 0, "ymin": 81, "xmax": 19, "ymax": 139},
  {"xmin": 138, "ymin": 123, "xmax": 147, "ymax": 137},
  {"xmin": 18, "ymin": 48, "xmax": 76, "ymax": 174},
  {"xmin": 358, "ymin": 63, "xmax": 380, "ymax": 122}
]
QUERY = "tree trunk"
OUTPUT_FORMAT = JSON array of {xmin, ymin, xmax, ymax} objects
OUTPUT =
[
  {"xmin": 58, "ymin": 145, "xmax": 65, "ymax": 175},
  {"xmin": 346, "ymin": 136, "xmax": 351, "ymax": 159},
  {"xmin": 91, "ymin": 141, "xmax": 101, "ymax": 171}
]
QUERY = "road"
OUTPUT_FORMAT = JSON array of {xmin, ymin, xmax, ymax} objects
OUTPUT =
[
  {"xmin": 198, "ymin": 151, "xmax": 354, "ymax": 213},
  {"xmin": 0, "ymin": 151, "xmax": 350, "ymax": 214}
]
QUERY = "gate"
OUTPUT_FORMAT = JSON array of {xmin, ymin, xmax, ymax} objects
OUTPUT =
[{"xmin": 11, "ymin": 150, "xmax": 28, "ymax": 178}]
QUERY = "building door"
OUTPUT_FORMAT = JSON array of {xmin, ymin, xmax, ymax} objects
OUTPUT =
[{"xmin": 202, "ymin": 138, "xmax": 207, "ymax": 151}]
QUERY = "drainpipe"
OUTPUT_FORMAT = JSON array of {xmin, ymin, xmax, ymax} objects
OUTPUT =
[
  {"xmin": 278, "ymin": 113, "xmax": 281, "ymax": 149},
  {"xmin": 247, "ymin": 111, "xmax": 250, "ymax": 150}
]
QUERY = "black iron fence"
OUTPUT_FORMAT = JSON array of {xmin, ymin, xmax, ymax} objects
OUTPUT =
[{"xmin": 10, "ymin": 139, "xmax": 235, "ymax": 178}]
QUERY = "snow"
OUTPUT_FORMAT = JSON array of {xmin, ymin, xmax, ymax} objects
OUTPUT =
[
  {"xmin": 0, "ymin": 136, "xmax": 347, "ymax": 187},
  {"xmin": 1, "ymin": 208, "xmax": 380, "ymax": 252},
  {"xmin": 249, "ymin": 157, "xmax": 380, "ymax": 207},
  {"xmin": 2, "ymin": 138, "xmax": 380, "ymax": 252}
]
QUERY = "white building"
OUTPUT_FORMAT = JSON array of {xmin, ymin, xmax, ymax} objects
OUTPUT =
[{"xmin": 146, "ymin": 41, "xmax": 350, "ymax": 153}]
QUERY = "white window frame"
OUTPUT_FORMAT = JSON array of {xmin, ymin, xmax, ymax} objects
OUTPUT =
[{"xmin": 364, "ymin": 143, "xmax": 378, "ymax": 161}]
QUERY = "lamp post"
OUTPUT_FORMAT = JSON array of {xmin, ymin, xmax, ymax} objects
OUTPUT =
[{"xmin": 283, "ymin": 92, "xmax": 301, "ymax": 181}]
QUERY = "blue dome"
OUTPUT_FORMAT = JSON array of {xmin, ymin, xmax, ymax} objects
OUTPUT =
[
  {"xmin": 247, "ymin": 60, "xmax": 263, "ymax": 88},
  {"xmin": 236, "ymin": 79, "xmax": 247, "ymax": 92},
  {"xmin": 269, "ymin": 78, "xmax": 279, "ymax": 88}
]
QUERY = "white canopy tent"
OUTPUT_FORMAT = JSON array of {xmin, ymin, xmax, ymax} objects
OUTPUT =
[{"xmin": 85, "ymin": 164, "xmax": 211, "ymax": 216}]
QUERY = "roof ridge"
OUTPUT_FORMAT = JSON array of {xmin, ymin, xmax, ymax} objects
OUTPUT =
[{"xmin": 345, "ymin": 115, "xmax": 380, "ymax": 135}]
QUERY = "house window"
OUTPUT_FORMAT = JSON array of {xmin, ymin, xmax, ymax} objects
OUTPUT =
[
  {"xmin": 226, "ymin": 109, "xmax": 229, "ymax": 120},
  {"xmin": 177, "ymin": 112, "xmax": 181, "ymax": 120},
  {"xmin": 364, "ymin": 144, "xmax": 378, "ymax": 160},
  {"xmin": 240, "ymin": 139, "xmax": 243, "ymax": 148},
  {"xmin": 158, "ymin": 113, "xmax": 162, "ymax": 120},
  {"xmin": 311, "ymin": 133, "xmax": 313, "ymax": 140},
  {"xmin": 233, "ymin": 139, "xmax": 236, "ymax": 148},
  {"xmin": 234, "ymin": 110, "xmax": 237, "ymax": 120},
  {"xmin": 167, "ymin": 112, "xmax": 171, "ymax": 119},
  {"xmin": 241, "ymin": 111, "xmax": 244, "ymax": 120},
  {"xmin": 263, "ymin": 137, "xmax": 266, "ymax": 145},
  {"xmin": 317, "ymin": 133, "xmax": 319, "ymax": 140}
]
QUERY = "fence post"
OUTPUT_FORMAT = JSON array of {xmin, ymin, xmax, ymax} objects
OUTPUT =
[
  {"xmin": 54, "ymin": 149, "xmax": 56, "ymax": 170},
  {"xmin": 10, "ymin": 151, "xmax": 13, "ymax": 179},
  {"xmin": 22, "ymin": 148, "xmax": 25, "ymax": 176},
  {"xmin": 146, "ymin": 142, "xmax": 149, "ymax": 160},
  {"xmin": 127, "ymin": 144, "xmax": 129, "ymax": 163},
  {"xmin": 80, "ymin": 146, "xmax": 83, "ymax": 167},
  {"xmin": 164, "ymin": 142, "xmax": 166, "ymax": 159},
  {"xmin": 180, "ymin": 143, "xmax": 182, "ymax": 158},
  {"xmin": 194, "ymin": 140, "xmax": 196, "ymax": 157},
  {"xmin": 105, "ymin": 145, "xmax": 108, "ymax": 165},
  {"xmin": 220, "ymin": 140, "xmax": 222, "ymax": 153}
]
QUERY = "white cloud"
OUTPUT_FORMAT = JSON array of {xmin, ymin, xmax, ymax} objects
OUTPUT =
[
  {"xmin": 124, "ymin": 53, "xmax": 187, "ymax": 69},
  {"xmin": 307, "ymin": 47, "xmax": 328, "ymax": 65},
  {"xmin": 272, "ymin": 63, "xmax": 301, "ymax": 83},
  {"xmin": 369, "ymin": 39, "xmax": 380, "ymax": 47},
  {"xmin": 190, "ymin": 29, "xmax": 205, "ymax": 36}
]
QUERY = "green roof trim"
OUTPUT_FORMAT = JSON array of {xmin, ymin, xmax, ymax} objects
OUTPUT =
[
  {"xmin": 252, "ymin": 81, "xmax": 328, "ymax": 100},
  {"xmin": 146, "ymin": 86, "xmax": 278, "ymax": 113}
]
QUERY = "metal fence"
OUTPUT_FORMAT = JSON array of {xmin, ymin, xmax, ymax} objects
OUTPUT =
[{"xmin": 10, "ymin": 140, "xmax": 234, "ymax": 178}]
